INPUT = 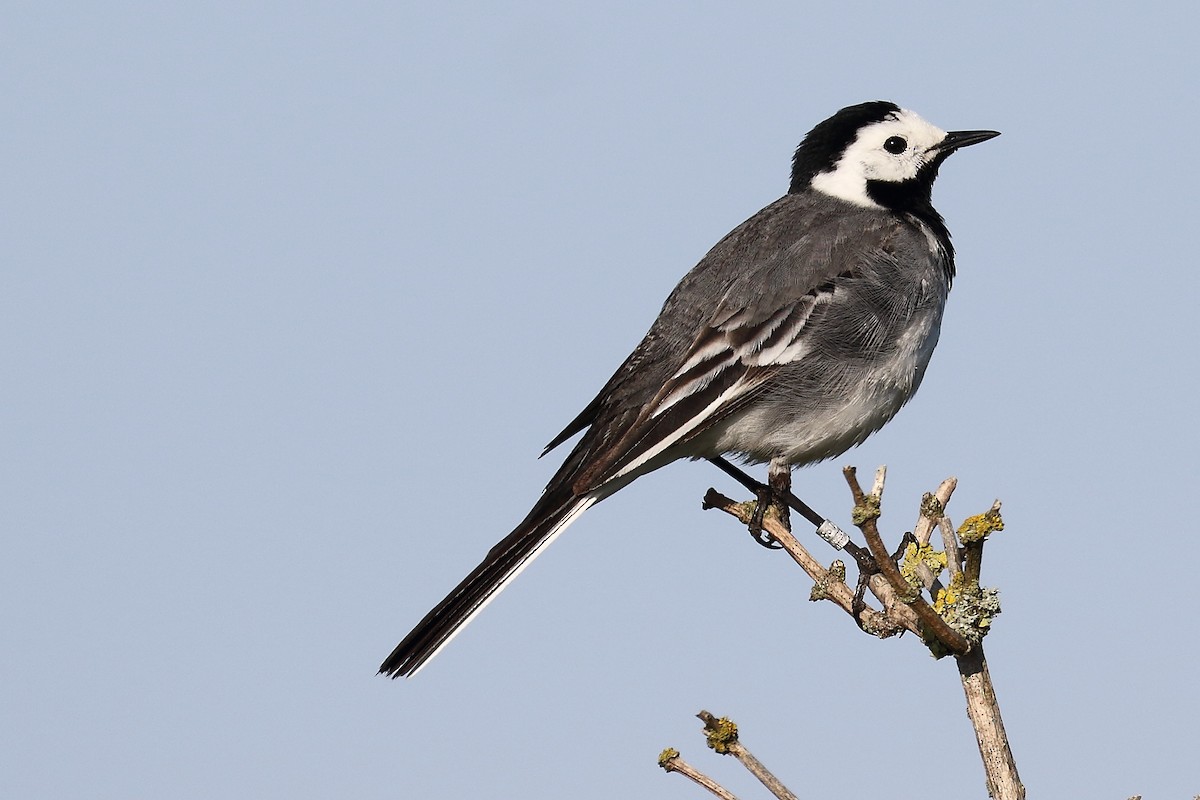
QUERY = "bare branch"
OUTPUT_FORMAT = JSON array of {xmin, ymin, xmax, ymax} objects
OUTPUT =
[
  {"xmin": 939, "ymin": 516, "xmax": 962, "ymax": 579},
  {"xmin": 957, "ymin": 648, "xmax": 1025, "ymax": 799},
  {"xmin": 700, "ymin": 462, "xmax": 1022, "ymax": 799},
  {"xmin": 698, "ymin": 711, "xmax": 797, "ymax": 800},
  {"xmin": 869, "ymin": 464, "xmax": 887, "ymax": 498},
  {"xmin": 703, "ymin": 489, "xmax": 917, "ymax": 638},
  {"xmin": 908, "ymin": 479, "xmax": 958, "ymax": 594},
  {"xmin": 842, "ymin": 466, "xmax": 970, "ymax": 656},
  {"xmin": 658, "ymin": 748, "xmax": 740, "ymax": 800},
  {"xmin": 960, "ymin": 500, "xmax": 1003, "ymax": 584},
  {"xmin": 913, "ymin": 477, "xmax": 957, "ymax": 547}
]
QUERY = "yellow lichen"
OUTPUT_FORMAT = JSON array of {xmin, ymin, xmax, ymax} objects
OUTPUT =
[
  {"xmin": 704, "ymin": 717, "xmax": 739, "ymax": 754},
  {"xmin": 901, "ymin": 542, "xmax": 947, "ymax": 590},
  {"xmin": 851, "ymin": 495, "xmax": 881, "ymax": 525},
  {"xmin": 958, "ymin": 508, "xmax": 1004, "ymax": 543}
]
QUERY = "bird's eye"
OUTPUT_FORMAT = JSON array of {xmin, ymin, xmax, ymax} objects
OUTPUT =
[{"xmin": 884, "ymin": 136, "xmax": 908, "ymax": 154}]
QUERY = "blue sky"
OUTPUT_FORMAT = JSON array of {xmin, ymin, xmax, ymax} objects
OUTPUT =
[{"xmin": 4, "ymin": 2, "xmax": 1198, "ymax": 798}]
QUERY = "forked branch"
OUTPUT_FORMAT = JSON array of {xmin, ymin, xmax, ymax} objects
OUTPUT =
[{"xmin": 663, "ymin": 463, "xmax": 1024, "ymax": 800}]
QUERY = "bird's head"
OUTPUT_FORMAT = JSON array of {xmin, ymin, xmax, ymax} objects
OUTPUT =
[{"xmin": 790, "ymin": 101, "xmax": 999, "ymax": 213}]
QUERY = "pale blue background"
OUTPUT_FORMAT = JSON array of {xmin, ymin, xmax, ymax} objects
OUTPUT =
[{"xmin": 4, "ymin": 2, "xmax": 1198, "ymax": 798}]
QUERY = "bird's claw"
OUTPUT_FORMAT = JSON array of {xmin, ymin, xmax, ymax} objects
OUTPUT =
[{"xmin": 748, "ymin": 486, "xmax": 786, "ymax": 549}]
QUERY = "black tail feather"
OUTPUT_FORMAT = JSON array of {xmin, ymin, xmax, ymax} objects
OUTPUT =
[{"xmin": 379, "ymin": 491, "xmax": 583, "ymax": 678}]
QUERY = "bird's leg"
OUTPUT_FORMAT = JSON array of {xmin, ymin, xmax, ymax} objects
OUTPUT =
[
  {"xmin": 843, "ymin": 534, "xmax": 911, "ymax": 584},
  {"xmin": 746, "ymin": 482, "xmax": 782, "ymax": 548},
  {"xmin": 706, "ymin": 456, "xmax": 789, "ymax": 549},
  {"xmin": 845, "ymin": 541, "xmax": 880, "ymax": 579},
  {"xmin": 744, "ymin": 459, "xmax": 792, "ymax": 549},
  {"xmin": 852, "ymin": 569, "xmax": 871, "ymax": 619},
  {"xmin": 767, "ymin": 459, "xmax": 793, "ymax": 534}
]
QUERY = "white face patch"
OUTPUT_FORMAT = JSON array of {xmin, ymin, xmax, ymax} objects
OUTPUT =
[{"xmin": 810, "ymin": 109, "xmax": 948, "ymax": 207}]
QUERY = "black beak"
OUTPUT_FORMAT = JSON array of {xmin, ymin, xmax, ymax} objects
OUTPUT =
[{"xmin": 936, "ymin": 129, "xmax": 1001, "ymax": 153}]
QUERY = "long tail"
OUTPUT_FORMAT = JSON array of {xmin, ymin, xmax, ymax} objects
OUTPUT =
[{"xmin": 379, "ymin": 490, "xmax": 597, "ymax": 678}]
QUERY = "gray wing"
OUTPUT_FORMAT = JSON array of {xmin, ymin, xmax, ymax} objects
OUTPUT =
[{"xmin": 543, "ymin": 193, "xmax": 936, "ymax": 494}]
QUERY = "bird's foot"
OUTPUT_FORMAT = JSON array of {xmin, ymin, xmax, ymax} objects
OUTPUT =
[
  {"xmin": 747, "ymin": 485, "xmax": 785, "ymax": 549},
  {"xmin": 746, "ymin": 464, "xmax": 792, "ymax": 549}
]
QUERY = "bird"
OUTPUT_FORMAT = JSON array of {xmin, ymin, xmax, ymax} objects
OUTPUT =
[{"xmin": 381, "ymin": 101, "xmax": 998, "ymax": 678}]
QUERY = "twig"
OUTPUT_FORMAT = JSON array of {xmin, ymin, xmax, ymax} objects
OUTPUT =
[
  {"xmin": 708, "ymin": 456, "xmax": 822, "ymax": 528},
  {"xmin": 698, "ymin": 711, "xmax": 797, "ymax": 800},
  {"xmin": 706, "ymin": 456, "xmax": 871, "ymax": 565},
  {"xmin": 960, "ymin": 500, "xmax": 1002, "ymax": 584},
  {"xmin": 702, "ymin": 458, "xmax": 924, "ymax": 638},
  {"xmin": 702, "ymin": 489, "xmax": 918, "ymax": 638},
  {"xmin": 658, "ymin": 748, "xmax": 740, "ymax": 800},
  {"xmin": 842, "ymin": 466, "xmax": 971, "ymax": 656},
  {"xmin": 913, "ymin": 478, "xmax": 957, "ymax": 546},
  {"xmin": 939, "ymin": 516, "xmax": 963, "ymax": 579},
  {"xmin": 701, "ymin": 462, "xmax": 1023, "ymax": 799},
  {"xmin": 910, "ymin": 479, "xmax": 958, "ymax": 593},
  {"xmin": 869, "ymin": 464, "xmax": 887, "ymax": 498}
]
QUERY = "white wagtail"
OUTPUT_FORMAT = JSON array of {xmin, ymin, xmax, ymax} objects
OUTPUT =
[{"xmin": 382, "ymin": 101, "xmax": 998, "ymax": 678}]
